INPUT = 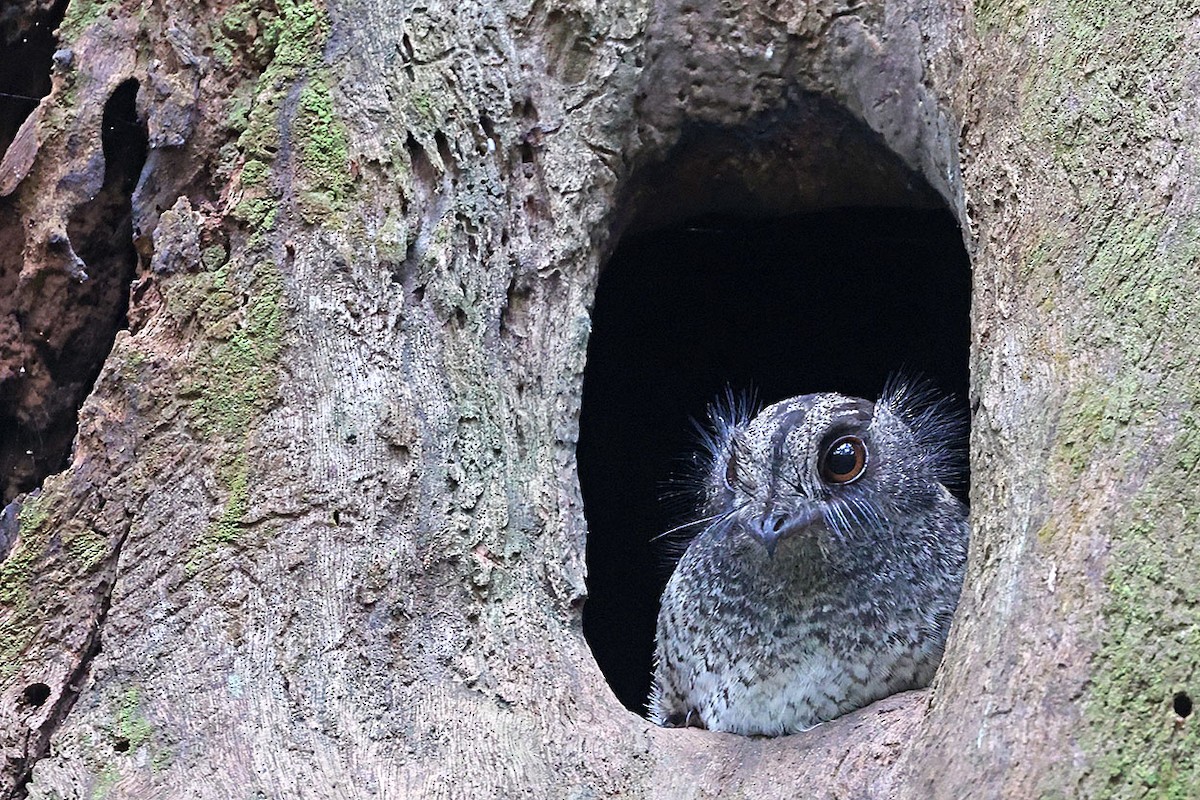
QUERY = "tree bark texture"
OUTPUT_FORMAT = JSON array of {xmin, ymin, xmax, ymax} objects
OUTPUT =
[{"xmin": 0, "ymin": 0, "xmax": 1197, "ymax": 798}]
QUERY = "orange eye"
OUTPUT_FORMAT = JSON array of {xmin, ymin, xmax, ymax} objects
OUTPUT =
[{"xmin": 820, "ymin": 435, "xmax": 867, "ymax": 484}]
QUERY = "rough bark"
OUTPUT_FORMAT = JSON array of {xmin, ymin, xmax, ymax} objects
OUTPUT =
[{"xmin": 0, "ymin": 0, "xmax": 1196, "ymax": 798}]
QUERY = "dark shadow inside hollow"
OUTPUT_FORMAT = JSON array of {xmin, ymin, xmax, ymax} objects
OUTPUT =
[
  {"xmin": 578, "ymin": 101, "xmax": 970, "ymax": 714},
  {"xmin": 0, "ymin": 0, "xmax": 68, "ymax": 157},
  {"xmin": 0, "ymin": 78, "xmax": 147, "ymax": 504}
]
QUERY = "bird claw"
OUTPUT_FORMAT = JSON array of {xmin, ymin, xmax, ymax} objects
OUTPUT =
[{"xmin": 662, "ymin": 710, "xmax": 707, "ymax": 729}]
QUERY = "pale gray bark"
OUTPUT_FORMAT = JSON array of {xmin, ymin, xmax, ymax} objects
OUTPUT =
[{"xmin": 1, "ymin": 1, "xmax": 1197, "ymax": 798}]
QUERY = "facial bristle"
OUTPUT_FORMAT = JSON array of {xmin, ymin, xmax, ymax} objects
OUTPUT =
[
  {"xmin": 878, "ymin": 374, "xmax": 968, "ymax": 487},
  {"xmin": 652, "ymin": 388, "xmax": 757, "ymax": 566}
]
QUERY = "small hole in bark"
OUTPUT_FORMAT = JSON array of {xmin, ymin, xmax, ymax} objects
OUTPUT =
[
  {"xmin": 113, "ymin": 737, "xmax": 130, "ymax": 752},
  {"xmin": 579, "ymin": 96, "xmax": 969, "ymax": 714},
  {"xmin": 399, "ymin": 33, "xmax": 415, "ymax": 80},
  {"xmin": 20, "ymin": 683, "xmax": 51, "ymax": 707},
  {"xmin": 1175, "ymin": 692, "xmax": 1193, "ymax": 718},
  {"xmin": 434, "ymin": 131, "xmax": 454, "ymax": 174}
]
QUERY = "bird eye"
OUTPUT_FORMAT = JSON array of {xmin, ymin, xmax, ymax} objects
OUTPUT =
[
  {"xmin": 820, "ymin": 435, "xmax": 867, "ymax": 484},
  {"xmin": 724, "ymin": 443, "xmax": 739, "ymax": 488}
]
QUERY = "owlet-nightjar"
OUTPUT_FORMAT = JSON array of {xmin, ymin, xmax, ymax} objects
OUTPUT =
[{"xmin": 650, "ymin": 382, "xmax": 968, "ymax": 736}]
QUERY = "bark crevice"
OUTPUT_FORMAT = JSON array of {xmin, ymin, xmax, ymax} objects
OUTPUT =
[{"xmin": 0, "ymin": 77, "xmax": 146, "ymax": 504}]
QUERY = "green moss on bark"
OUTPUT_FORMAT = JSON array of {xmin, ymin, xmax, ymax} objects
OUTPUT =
[
  {"xmin": 109, "ymin": 687, "xmax": 154, "ymax": 752},
  {"xmin": 218, "ymin": 0, "xmax": 354, "ymax": 227},
  {"xmin": 65, "ymin": 528, "xmax": 109, "ymax": 573},
  {"xmin": 57, "ymin": 0, "xmax": 116, "ymax": 41},
  {"xmin": 178, "ymin": 0, "xmax": 337, "ymax": 572},
  {"xmin": 189, "ymin": 261, "xmax": 284, "ymax": 437},
  {"xmin": 1090, "ymin": 506, "xmax": 1200, "ymax": 797},
  {"xmin": 972, "ymin": 0, "xmax": 1029, "ymax": 35},
  {"xmin": 1017, "ymin": 3, "xmax": 1200, "ymax": 796},
  {"xmin": 178, "ymin": 257, "xmax": 283, "ymax": 572},
  {"xmin": 294, "ymin": 79, "xmax": 352, "ymax": 220},
  {"xmin": 0, "ymin": 498, "xmax": 49, "ymax": 679},
  {"xmin": 0, "ymin": 487, "xmax": 125, "ymax": 681}
]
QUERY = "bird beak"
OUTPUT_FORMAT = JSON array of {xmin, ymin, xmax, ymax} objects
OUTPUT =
[{"xmin": 752, "ymin": 506, "xmax": 823, "ymax": 557}]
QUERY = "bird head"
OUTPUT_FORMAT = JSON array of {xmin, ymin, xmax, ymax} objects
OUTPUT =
[{"xmin": 698, "ymin": 381, "xmax": 965, "ymax": 556}]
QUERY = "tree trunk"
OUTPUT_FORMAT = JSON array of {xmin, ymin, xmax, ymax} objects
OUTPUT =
[{"xmin": 1, "ymin": 0, "xmax": 1196, "ymax": 797}]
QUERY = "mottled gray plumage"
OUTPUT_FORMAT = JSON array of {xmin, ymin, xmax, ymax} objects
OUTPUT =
[{"xmin": 650, "ymin": 382, "xmax": 968, "ymax": 736}]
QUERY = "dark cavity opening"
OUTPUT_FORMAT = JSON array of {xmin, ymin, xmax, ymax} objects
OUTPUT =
[
  {"xmin": 578, "ymin": 99, "xmax": 971, "ymax": 714},
  {"xmin": 1175, "ymin": 692, "xmax": 1193, "ymax": 719},
  {"xmin": 20, "ymin": 682, "xmax": 50, "ymax": 708},
  {"xmin": 0, "ymin": 0, "xmax": 67, "ymax": 159},
  {"xmin": 0, "ymin": 78, "xmax": 147, "ymax": 504}
]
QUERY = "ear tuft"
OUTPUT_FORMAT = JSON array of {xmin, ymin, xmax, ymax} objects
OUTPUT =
[{"xmin": 877, "ymin": 373, "xmax": 968, "ymax": 488}]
